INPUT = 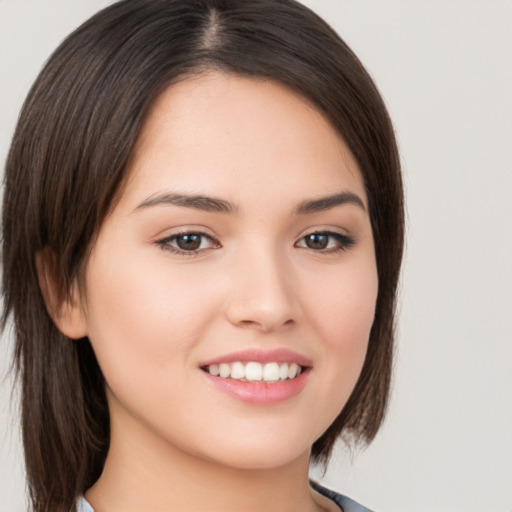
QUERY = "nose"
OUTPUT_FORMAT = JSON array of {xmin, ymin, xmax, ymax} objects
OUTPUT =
[{"xmin": 224, "ymin": 246, "xmax": 300, "ymax": 333}]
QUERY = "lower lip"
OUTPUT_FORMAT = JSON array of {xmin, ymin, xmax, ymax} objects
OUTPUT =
[{"xmin": 203, "ymin": 369, "xmax": 310, "ymax": 404}]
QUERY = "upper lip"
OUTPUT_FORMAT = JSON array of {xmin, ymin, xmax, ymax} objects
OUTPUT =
[{"xmin": 200, "ymin": 348, "xmax": 312, "ymax": 368}]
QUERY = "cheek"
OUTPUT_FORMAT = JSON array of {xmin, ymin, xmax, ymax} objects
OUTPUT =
[
  {"xmin": 306, "ymin": 250, "xmax": 378, "ymax": 339},
  {"xmin": 81, "ymin": 247, "xmax": 221, "ymax": 384},
  {"xmin": 304, "ymin": 256, "xmax": 378, "ymax": 397},
  {"xmin": 325, "ymin": 282, "xmax": 377, "ymax": 348}
]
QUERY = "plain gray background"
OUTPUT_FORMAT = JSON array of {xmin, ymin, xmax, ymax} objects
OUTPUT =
[{"xmin": 1, "ymin": 1, "xmax": 511, "ymax": 511}]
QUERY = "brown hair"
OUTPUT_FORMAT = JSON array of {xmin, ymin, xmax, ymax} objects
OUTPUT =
[{"xmin": 1, "ymin": 1, "xmax": 404, "ymax": 510}]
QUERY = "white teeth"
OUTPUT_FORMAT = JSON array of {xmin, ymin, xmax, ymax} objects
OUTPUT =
[
  {"xmin": 263, "ymin": 362, "xmax": 280, "ymax": 382},
  {"xmin": 209, "ymin": 364, "xmax": 220, "ymax": 376},
  {"xmin": 219, "ymin": 363, "xmax": 230, "ymax": 378},
  {"xmin": 245, "ymin": 362, "xmax": 263, "ymax": 381},
  {"xmin": 206, "ymin": 361, "xmax": 304, "ymax": 382},
  {"xmin": 288, "ymin": 363, "xmax": 300, "ymax": 379},
  {"xmin": 279, "ymin": 363, "xmax": 289, "ymax": 380},
  {"xmin": 231, "ymin": 362, "xmax": 245, "ymax": 379}
]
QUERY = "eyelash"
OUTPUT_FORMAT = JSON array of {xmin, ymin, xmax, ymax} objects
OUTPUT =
[
  {"xmin": 155, "ymin": 230, "xmax": 356, "ymax": 256},
  {"xmin": 156, "ymin": 230, "xmax": 220, "ymax": 256},
  {"xmin": 295, "ymin": 231, "xmax": 356, "ymax": 253}
]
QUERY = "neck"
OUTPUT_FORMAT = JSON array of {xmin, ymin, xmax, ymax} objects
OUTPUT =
[{"xmin": 85, "ymin": 402, "xmax": 323, "ymax": 512}]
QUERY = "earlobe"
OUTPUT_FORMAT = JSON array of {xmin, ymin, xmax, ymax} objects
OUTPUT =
[{"xmin": 35, "ymin": 249, "xmax": 88, "ymax": 340}]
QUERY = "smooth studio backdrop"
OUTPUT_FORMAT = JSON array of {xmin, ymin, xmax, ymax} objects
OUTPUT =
[{"xmin": 1, "ymin": 1, "xmax": 511, "ymax": 511}]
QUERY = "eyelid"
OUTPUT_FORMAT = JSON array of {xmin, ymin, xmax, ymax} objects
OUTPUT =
[
  {"xmin": 153, "ymin": 226, "xmax": 355, "ymax": 256},
  {"xmin": 155, "ymin": 228, "xmax": 221, "ymax": 256},
  {"xmin": 295, "ymin": 229, "xmax": 356, "ymax": 252}
]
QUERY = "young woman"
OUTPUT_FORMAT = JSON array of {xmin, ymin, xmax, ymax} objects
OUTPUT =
[{"xmin": 1, "ymin": 1, "xmax": 404, "ymax": 511}]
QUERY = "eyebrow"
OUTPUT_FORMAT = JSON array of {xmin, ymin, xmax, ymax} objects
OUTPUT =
[
  {"xmin": 134, "ymin": 192, "xmax": 237, "ymax": 214},
  {"xmin": 294, "ymin": 191, "xmax": 366, "ymax": 214},
  {"xmin": 134, "ymin": 190, "xmax": 366, "ymax": 215}
]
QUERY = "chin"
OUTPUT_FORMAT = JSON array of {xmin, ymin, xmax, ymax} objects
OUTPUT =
[
  {"xmin": 189, "ymin": 428, "xmax": 317, "ymax": 471},
  {"xmin": 205, "ymin": 447, "xmax": 309, "ymax": 471}
]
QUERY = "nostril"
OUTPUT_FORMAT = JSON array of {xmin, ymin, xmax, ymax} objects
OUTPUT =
[{"xmin": 237, "ymin": 317, "xmax": 295, "ymax": 333}]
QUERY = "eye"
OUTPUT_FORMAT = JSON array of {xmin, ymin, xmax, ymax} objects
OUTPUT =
[
  {"xmin": 156, "ymin": 231, "xmax": 220, "ymax": 255},
  {"xmin": 295, "ymin": 231, "xmax": 355, "ymax": 252}
]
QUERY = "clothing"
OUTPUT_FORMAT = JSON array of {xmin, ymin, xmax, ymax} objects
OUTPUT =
[
  {"xmin": 310, "ymin": 480, "xmax": 374, "ymax": 512},
  {"xmin": 76, "ymin": 481, "xmax": 374, "ymax": 512},
  {"xmin": 76, "ymin": 497, "xmax": 94, "ymax": 512}
]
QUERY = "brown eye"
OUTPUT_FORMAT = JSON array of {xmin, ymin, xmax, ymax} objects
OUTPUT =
[
  {"xmin": 304, "ymin": 233, "xmax": 329, "ymax": 250},
  {"xmin": 296, "ymin": 231, "xmax": 356, "ymax": 253},
  {"xmin": 175, "ymin": 234, "xmax": 203, "ymax": 251},
  {"xmin": 157, "ymin": 231, "xmax": 219, "ymax": 254}
]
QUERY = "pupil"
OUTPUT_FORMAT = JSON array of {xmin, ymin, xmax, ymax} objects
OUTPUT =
[
  {"xmin": 177, "ymin": 234, "xmax": 201, "ymax": 250},
  {"xmin": 306, "ymin": 234, "xmax": 328, "ymax": 249}
]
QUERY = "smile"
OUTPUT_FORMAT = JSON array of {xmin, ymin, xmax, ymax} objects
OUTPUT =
[
  {"xmin": 203, "ymin": 362, "xmax": 303, "ymax": 383},
  {"xmin": 199, "ymin": 349, "xmax": 312, "ymax": 403}
]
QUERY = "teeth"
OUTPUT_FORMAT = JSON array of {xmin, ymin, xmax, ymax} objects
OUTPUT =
[
  {"xmin": 263, "ymin": 362, "xmax": 280, "ymax": 382},
  {"xmin": 245, "ymin": 362, "xmax": 263, "ymax": 381},
  {"xmin": 288, "ymin": 363, "xmax": 300, "ymax": 379},
  {"xmin": 205, "ymin": 361, "xmax": 305, "ymax": 382},
  {"xmin": 231, "ymin": 362, "xmax": 245, "ymax": 379},
  {"xmin": 219, "ymin": 363, "xmax": 230, "ymax": 378}
]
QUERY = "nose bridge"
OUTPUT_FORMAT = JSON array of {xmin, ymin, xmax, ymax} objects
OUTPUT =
[{"xmin": 224, "ymin": 239, "xmax": 299, "ymax": 332}]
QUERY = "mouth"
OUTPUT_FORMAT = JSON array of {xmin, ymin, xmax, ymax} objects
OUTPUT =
[
  {"xmin": 199, "ymin": 349, "xmax": 311, "ymax": 403},
  {"xmin": 201, "ymin": 361, "xmax": 306, "ymax": 383}
]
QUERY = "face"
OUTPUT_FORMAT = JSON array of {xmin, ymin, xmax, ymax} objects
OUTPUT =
[{"xmin": 69, "ymin": 72, "xmax": 378, "ymax": 470}]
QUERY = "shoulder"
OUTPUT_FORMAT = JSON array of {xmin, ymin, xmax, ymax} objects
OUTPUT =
[{"xmin": 310, "ymin": 480, "xmax": 375, "ymax": 512}]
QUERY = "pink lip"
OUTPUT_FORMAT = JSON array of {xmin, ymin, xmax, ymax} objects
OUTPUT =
[
  {"xmin": 200, "ymin": 348, "xmax": 313, "ymax": 367},
  {"xmin": 199, "ymin": 348, "xmax": 312, "ymax": 405},
  {"xmin": 202, "ymin": 369, "xmax": 310, "ymax": 404}
]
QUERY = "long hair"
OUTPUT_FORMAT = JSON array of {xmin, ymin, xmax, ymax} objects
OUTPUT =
[{"xmin": 1, "ymin": 1, "xmax": 404, "ymax": 510}]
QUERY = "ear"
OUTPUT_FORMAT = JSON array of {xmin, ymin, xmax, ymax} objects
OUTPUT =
[{"xmin": 35, "ymin": 248, "xmax": 88, "ymax": 339}]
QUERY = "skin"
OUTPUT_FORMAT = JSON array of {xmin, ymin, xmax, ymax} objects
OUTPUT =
[{"xmin": 50, "ymin": 72, "xmax": 378, "ymax": 512}]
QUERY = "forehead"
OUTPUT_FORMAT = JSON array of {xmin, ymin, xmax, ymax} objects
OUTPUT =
[{"xmin": 120, "ymin": 71, "xmax": 366, "ymax": 211}]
